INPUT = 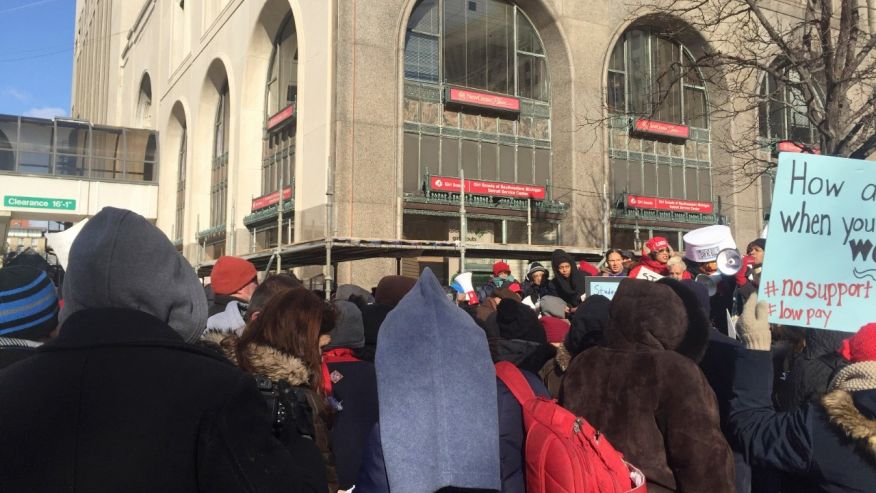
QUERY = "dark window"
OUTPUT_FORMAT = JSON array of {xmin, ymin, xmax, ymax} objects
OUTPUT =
[
  {"xmin": 176, "ymin": 127, "xmax": 187, "ymax": 241},
  {"xmin": 263, "ymin": 14, "xmax": 298, "ymax": 196},
  {"xmin": 758, "ymin": 68, "xmax": 817, "ymax": 143},
  {"xmin": 211, "ymin": 83, "xmax": 229, "ymax": 229}
]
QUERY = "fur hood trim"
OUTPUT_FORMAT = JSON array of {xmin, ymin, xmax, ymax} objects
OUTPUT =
[
  {"xmin": 203, "ymin": 331, "xmax": 311, "ymax": 385},
  {"xmin": 822, "ymin": 389, "xmax": 876, "ymax": 460}
]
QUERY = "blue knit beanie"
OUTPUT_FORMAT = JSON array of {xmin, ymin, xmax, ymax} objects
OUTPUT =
[
  {"xmin": 0, "ymin": 266, "xmax": 58, "ymax": 340},
  {"xmin": 375, "ymin": 268, "xmax": 500, "ymax": 492}
]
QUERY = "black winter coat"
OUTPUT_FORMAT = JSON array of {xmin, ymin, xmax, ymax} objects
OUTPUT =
[
  {"xmin": 0, "ymin": 337, "xmax": 39, "ymax": 369},
  {"xmin": 0, "ymin": 308, "xmax": 322, "ymax": 493},
  {"xmin": 326, "ymin": 359, "xmax": 379, "ymax": 490},
  {"xmin": 773, "ymin": 329, "xmax": 850, "ymax": 412},
  {"xmin": 728, "ymin": 349, "xmax": 876, "ymax": 492}
]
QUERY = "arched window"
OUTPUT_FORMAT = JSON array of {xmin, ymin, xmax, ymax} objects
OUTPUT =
[
  {"xmin": 136, "ymin": 75, "xmax": 153, "ymax": 128},
  {"xmin": 758, "ymin": 68, "xmax": 816, "ymax": 143},
  {"xmin": 607, "ymin": 29, "xmax": 707, "ymax": 127},
  {"xmin": 402, "ymin": 0, "xmax": 557, "ymax": 247},
  {"xmin": 175, "ymin": 125, "xmax": 187, "ymax": 242},
  {"xmin": 606, "ymin": 29, "xmax": 713, "ymax": 250},
  {"xmin": 262, "ymin": 14, "xmax": 297, "ymax": 196},
  {"xmin": 211, "ymin": 83, "xmax": 229, "ymax": 229}
]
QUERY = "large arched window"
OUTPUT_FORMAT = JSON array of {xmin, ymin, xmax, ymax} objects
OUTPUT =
[
  {"xmin": 176, "ymin": 125, "xmax": 187, "ymax": 243},
  {"xmin": 758, "ymin": 68, "xmax": 816, "ymax": 144},
  {"xmin": 136, "ymin": 74, "xmax": 153, "ymax": 128},
  {"xmin": 402, "ymin": 0, "xmax": 557, "ymax": 248},
  {"xmin": 607, "ymin": 29, "xmax": 707, "ymax": 127},
  {"xmin": 606, "ymin": 28, "xmax": 713, "ymax": 251},
  {"xmin": 211, "ymin": 83, "xmax": 229, "ymax": 230},
  {"xmin": 262, "ymin": 14, "xmax": 297, "ymax": 196}
]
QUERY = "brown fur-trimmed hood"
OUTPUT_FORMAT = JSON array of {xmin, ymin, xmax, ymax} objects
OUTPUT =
[
  {"xmin": 822, "ymin": 389, "xmax": 876, "ymax": 460},
  {"xmin": 202, "ymin": 331, "xmax": 311, "ymax": 385}
]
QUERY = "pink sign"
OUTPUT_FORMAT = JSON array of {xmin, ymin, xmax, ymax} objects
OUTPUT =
[
  {"xmin": 626, "ymin": 194, "xmax": 713, "ymax": 214},
  {"xmin": 633, "ymin": 119, "xmax": 690, "ymax": 139},
  {"xmin": 267, "ymin": 104, "xmax": 295, "ymax": 130},
  {"xmin": 430, "ymin": 176, "xmax": 545, "ymax": 200},
  {"xmin": 446, "ymin": 88, "xmax": 521, "ymax": 112},
  {"xmin": 251, "ymin": 186, "xmax": 293, "ymax": 211}
]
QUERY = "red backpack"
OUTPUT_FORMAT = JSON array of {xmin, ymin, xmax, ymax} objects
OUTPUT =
[{"xmin": 495, "ymin": 361, "xmax": 646, "ymax": 493}]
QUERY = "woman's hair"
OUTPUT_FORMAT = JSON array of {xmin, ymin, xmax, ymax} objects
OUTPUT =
[
  {"xmin": 604, "ymin": 248, "xmax": 624, "ymax": 261},
  {"xmin": 235, "ymin": 287, "xmax": 336, "ymax": 397},
  {"xmin": 666, "ymin": 255, "xmax": 685, "ymax": 268}
]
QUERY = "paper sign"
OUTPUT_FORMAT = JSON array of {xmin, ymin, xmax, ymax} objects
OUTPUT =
[
  {"xmin": 758, "ymin": 153, "xmax": 875, "ymax": 332},
  {"xmin": 584, "ymin": 277, "xmax": 624, "ymax": 300},
  {"xmin": 635, "ymin": 267, "xmax": 664, "ymax": 282}
]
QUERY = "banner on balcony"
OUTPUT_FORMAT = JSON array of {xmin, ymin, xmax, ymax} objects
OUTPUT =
[
  {"xmin": 251, "ymin": 186, "xmax": 293, "ymax": 212},
  {"xmin": 430, "ymin": 176, "xmax": 545, "ymax": 200}
]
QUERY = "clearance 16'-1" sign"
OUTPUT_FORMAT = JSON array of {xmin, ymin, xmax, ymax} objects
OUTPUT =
[{"xmin": 758, "ymin": 153, "xmax": 875, "ymax": 332}]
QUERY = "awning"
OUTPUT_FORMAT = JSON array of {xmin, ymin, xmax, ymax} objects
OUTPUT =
[{"xmin": 196, "ymin": 236, "xmax": 603, "ymax": 277}]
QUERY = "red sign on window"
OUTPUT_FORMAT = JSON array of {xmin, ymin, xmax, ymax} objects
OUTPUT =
[
  {"xmin": 430, "ymin": 176, "xmax": 545, "ymax": 200},
  {"xmin": 267, "ymin": 104, "xmax": 295, "ymax": 130},
  {"xmin": 776, "ymin": 141, "xmax": 820, "ymax": 154},
  {"xmin": 251, "ymin": 186, "xmax": 293, "ymax": 212},
  {"xmin": 626, "ymin": 194, "xmax": 713, "ymax": 214},
  {"xmin": 446, "ymin": 87, "xmax": 521, "ymax": 112},
  {"xmin": 633, "ymin": 119, "xmax": 690, "ymax": 139}
]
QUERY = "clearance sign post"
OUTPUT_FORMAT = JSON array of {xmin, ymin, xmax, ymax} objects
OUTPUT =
[{"xmin": 759, "ymin": 153, "xmax": 875, "ymax": 332}]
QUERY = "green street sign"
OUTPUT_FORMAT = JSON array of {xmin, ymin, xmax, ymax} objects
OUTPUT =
[{"xmin": 4, "ymin": 195, "xmax": 77, "ymax": 211}]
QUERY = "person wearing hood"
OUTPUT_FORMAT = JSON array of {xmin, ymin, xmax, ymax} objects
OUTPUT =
[
  {"xmin": 560, "ymin": 278, "xmax": 735, "ymax": 493},
  {"xmin": 478, "ymin": 260, "xmax": 522, "ymax": 302},
  {"xmin": 730, "ymin": 297, "xmax": 876, "ymax": 491},
  {"xmin": 206, "ymin": 255, "xmax": 259, "ymax": 333},
  {"xmin": 323, "ymin": 300, "xmax": 379, "ymax": 491},
  {"xmin": 549, "ymin": 249, "xmax": 588, "ymax": 309},
  {"xmin": 356, "ymin": 268, "xmax": 501, "ymax": 492},
  {"xmin": 628, "ymin": 236, "xmax": 673, "ymax": 280},
  {"xmin": 0, "ymin": 207, "xmax": 318, "ymax": 493},
  {"xmin": 208, "ymin": 287, "xmax": 339, "ymax": 492},
  {"xmin": 521, "ymin": 261, "xmax": 551, "ymax": 302},
  {"xmin": 773, "ymin": 328, "xmax": 851, "ymax": 412},
  {"xmin": 0, "ymin": 266, "xmax": 59, "ymax": 369},
  {"xmin": 563, "ymin": 294, "xmax": 611, "ymax": 359}
]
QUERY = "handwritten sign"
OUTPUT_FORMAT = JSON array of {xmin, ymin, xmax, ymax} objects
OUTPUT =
[
  {"xmin": 584, "ymin": 277, "xmax": 623, "ymax": 300},
  {"xmin": 759, "ymin": 153, "xmax": 875, "ymax": 332}
]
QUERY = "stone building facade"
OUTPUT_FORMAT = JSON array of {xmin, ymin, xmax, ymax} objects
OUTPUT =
[{"xmin": 73, "ymin": 0, "xmax": 794, "ymax": 286}]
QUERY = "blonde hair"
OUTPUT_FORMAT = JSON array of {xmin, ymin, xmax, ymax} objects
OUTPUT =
[{"xmin": 666, "ymin": 255, "xmax": 685, "ymax": 269}]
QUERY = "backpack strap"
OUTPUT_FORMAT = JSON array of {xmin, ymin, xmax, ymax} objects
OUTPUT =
[{"xmin": 495, "ymin": 361, "xmax": 537, "ymax": 405}]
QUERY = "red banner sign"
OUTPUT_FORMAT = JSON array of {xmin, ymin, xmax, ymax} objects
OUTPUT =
[
  {"xmin": 633, "ymin": 119, "xmax": 690, "ymax": 139},
  {"xmin": 626, "ymin": 194, "xmax": 713, "ymax": 214},
  {"xmin": 430, "ymin": 176, "xmax": 545, "ymax": 200},
  {"xmin": 446, "ymin": 87, "xmax": 521, "ymax": 112},
  {"xmin": 776, "ymin": 141, "xmax": 821, "ymax": 155},
  {"xmin": 251, "ymin": 186, "xmax": 293, "ymax": 212},
  {"xmin": 267, "ymin": 104, "xmax": 295, "ymax": 130}
]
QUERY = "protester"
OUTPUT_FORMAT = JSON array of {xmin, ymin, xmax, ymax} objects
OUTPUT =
[
  {"xmin": 736, "ymin": 238, "xmax": 766, "ymax": 302},
  {"xmin": 536, "ymin": 295, "xmax": 572, "ymax": 397},
  {"xmin": 0, "ymin": 207, "xmax": 319, "ymax": 493},
  {"xmin": 210, "ymin": 287, "xmax": 338, "ymax": 492},
  {"xmin": 731, "ymin": 297, "xmax": 876, "ymax": 491},
  {"xmin": 475, "ymin": 286, "xmax": 520, "ymax": 325},
  {"xmin": 773, "ymin": 328, "xmax": 851, "ymax": 412},
  {"xmin": 355, "ymin": 275, "xmax": 416, "ymax": 362},
  {"xmin": 549, "ymin": 249, "xmax": 587, "ymax": 308},
  {"xmin": 206, "ymin": 255, "xmax": 258, "ymax": 333},
  {"xmin": 521, "ymin": 261, "xmax": 551, "ymax": 302},
  {"xmin": 0, "ymin": 266, "xmax": 59, "ymax": 369},
  {"xmin": 335, "ymin": 283, "xmax": 374, "ymax": 304},
  {"xmin": 628, "ymin": 236, "xmax": 672, "ymax": 280},
  {"xmin": 560, "ymin": 278, "xmax": 735, "ymax": 492},
  {"xmin": 563, "ymin": 294, "xmax": 611, "ymax": 359},
  {"xmin": 666, "ymin": 255, "xmax": 688, "ymax": 280},
  {"xmin": 243, "ymin": 273, "xmax": 302, "ymax": 323},
  {"xmin": 356, "ymin": 268, "xmax": 500, "ymax": 492},
  {"xmin": 683, "ymin": 225, "xmax": 738, "ymax": 333},
  {"xmin": 323, "ymin": 300, "xmax": 379, "ymax": 491},
  {"xmin": 601, "ymin": 248, "xmax": 629, "ymax": 277},
  {"xmin": 478, "ymin": 260, "xmax": 522, "ymax": 301}
]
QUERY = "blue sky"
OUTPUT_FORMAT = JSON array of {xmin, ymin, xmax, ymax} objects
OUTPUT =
[{"xmin": 0, "ymin": 0, "xmax": 76, "ymax": 118}]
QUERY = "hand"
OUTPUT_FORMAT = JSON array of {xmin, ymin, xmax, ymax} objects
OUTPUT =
[{"xmin": 737, "ymin": 293, "xmax": 771, "ymax": 351}]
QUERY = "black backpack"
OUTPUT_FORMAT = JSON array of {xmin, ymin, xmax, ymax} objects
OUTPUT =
[{"xmin": 253, "ymin": 374, "xmax": 317, "ymax": 440}]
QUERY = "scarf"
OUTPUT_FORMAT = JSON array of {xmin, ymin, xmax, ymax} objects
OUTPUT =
[
  {"xmin": 493, "ymin": 275, "xmax": 517, "ymax": 288},
  {"xmin": 829, "ymin": 361, "xmax": 876, "ymax": 392}
]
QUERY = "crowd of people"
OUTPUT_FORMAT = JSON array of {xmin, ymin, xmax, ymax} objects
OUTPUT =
[{"xmin": 0, "ymin": 206, "xmax": 874, "ymax": 492}]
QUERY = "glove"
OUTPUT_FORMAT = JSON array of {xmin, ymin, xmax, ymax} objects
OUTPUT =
[{"xmin": 736, "ymin": 293, "xmax": 771, "ymax": 351}]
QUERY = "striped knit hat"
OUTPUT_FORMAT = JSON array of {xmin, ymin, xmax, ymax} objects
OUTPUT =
[{"xmin": 0, "ymin": 265, "xmax": 59, "ymax": 340}]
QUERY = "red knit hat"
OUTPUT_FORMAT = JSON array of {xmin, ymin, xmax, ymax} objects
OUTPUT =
[
  {"xmin": 643, "ymin": 237, "xmax": 670, "ymax": 257},
  {"xmin": 211, "ymin": 256, "xmax": 257, "ymax": 295},
  {"xmin": 839, "ymin": 323, "xmax": 876, "ymax": 363},
  {"xmin": 492, "ymin": 261, "xmax": 511, "ymax": 277}
]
